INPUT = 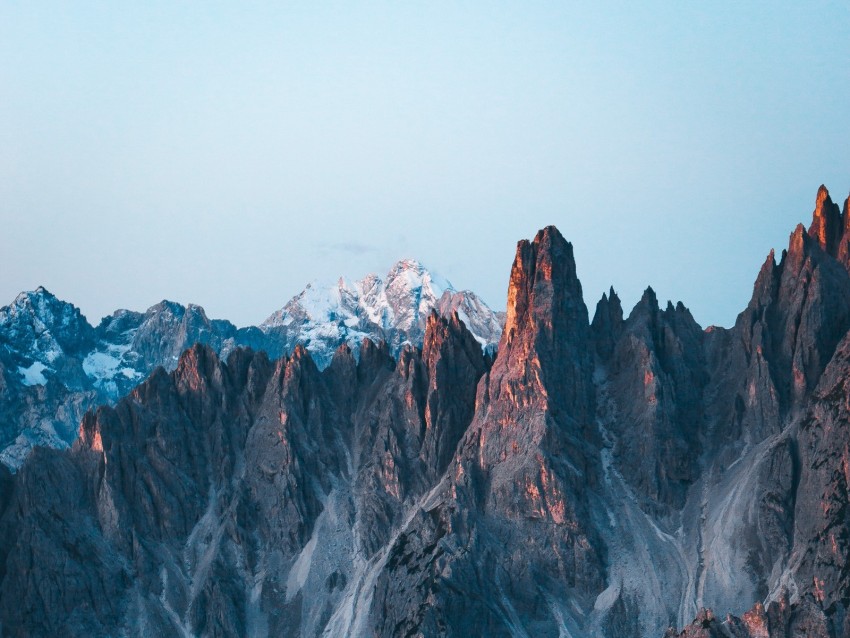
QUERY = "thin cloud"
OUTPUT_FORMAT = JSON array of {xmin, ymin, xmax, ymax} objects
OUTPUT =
[{"xmin": 316, "ymin": 241, "xmax": 380, "ymax": 257}]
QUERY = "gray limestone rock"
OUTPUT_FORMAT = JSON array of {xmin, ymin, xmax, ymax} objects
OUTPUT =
[{"xmin": 4, "ymin": 187, "xmax": 850, "ymax": 636}]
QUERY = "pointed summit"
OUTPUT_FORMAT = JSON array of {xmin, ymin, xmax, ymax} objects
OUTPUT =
[
  {"xmin": 385, "ymin": 258, "xmax": 453, "ymax": 295},
  {"xmin": 591, "ymin": 286, "xmax": 624, "ymax": 360},
  {"xmin": 738, "ymin": 192, "xmax": 850, "ymax": 415},
  {"xmin": 145, "ymin": 299, "xmax": 195, "ymax": 320},
  {"xmin": 503, "ymin": 225, "xmax": 584, "ymax": 344},
  {"xmin": 0, "ymin": 287, "xmax": 95, "ymax": 356},
  {"xmin": 260, "ymin": 259, "xmax": 501, "ymax": 367},
  {"xmin": 491, "ymin": 225, "xmax": 593, "ymax": 422},
  {"xmin": 10, "ymin": 286, "xmax": 58, "ymax": 309},
  {"xmin": 808, "ymin": 184, "xmax": 843, "ymax": 255},
  {"xmin": 788, "ymin": 222, "xmax": 811, "ymax": 259},
  {"xmin": 639, "ymin": 286, "xmax": 659, "ymax": 310}
]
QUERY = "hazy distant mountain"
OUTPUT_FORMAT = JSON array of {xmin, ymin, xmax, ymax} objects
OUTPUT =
[
  {"xmin": 0, "ymin": 261, "xmax": 501, "ymax": 468},
  {"xmin": 0, "ymin": 293, "xmax": 251, "ymax": 468}
]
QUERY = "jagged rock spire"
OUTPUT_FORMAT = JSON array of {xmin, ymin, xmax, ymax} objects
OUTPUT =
[
  {"xmin": 494, "ymin": 225, "xmax": 594, "ymax": 422},
  {"xmin": 739, "ymin": 195, "xmax": 850, "ymax": 417},
  {"xmin": 807, "ymin": 184, "xmax": 844, "ymax": 257},
  {"xmin": 779, "ymin": 185, "xmax": 850, "ymax": 276},
  {"xmin": 503, "ymin": 225, "xmax": 586, "ymax": 343},
  {"xmin": 591, "ymin": 286, "xmax": 624, "ymax": 360}
]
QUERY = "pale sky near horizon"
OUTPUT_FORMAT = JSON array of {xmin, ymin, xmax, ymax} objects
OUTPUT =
[{"xmin": 2, "ymin": 2, "xmax": 849, "ymax": 328}]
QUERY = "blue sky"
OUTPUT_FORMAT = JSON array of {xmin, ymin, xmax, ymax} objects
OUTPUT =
[{"xmin": 2, "ymin": 2, "xmax": 849, "ymax": 327}]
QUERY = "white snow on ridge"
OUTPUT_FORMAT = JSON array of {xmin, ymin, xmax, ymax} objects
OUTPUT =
[
  {"xmin": 262, "ymin": 259, "xmax": 454, "ymax": 332},
  {"xmin": 259, "ymin": 259, "xmax": 502, "ymax": 368}
]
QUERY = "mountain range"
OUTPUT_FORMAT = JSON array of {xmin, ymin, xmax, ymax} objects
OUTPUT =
[
  {"xmin": 0, "ymin": 260, "xmax": 501, "ymax": 469},
  {"xmin": 2, "ymin": 185, "xmax": 850, "ymax": 636}
]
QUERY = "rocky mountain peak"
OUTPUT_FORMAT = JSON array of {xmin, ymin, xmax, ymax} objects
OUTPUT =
[
  {"xmin": 383, "ymin": 258, "xmax": 451, "ymax": 332},
  {"xmin": 601, "ymin": 285, "xmax": 622, "ymax": 308},
  {"xmin": 151, "ymin": 299, "xmax": 186, "ymax": 315},
  {"xmin": 484, "ymin": 224, "xmax": 594, "ymax": 429},
  {"xmin": 2, "ymin": 286, "xmax": 82, "ymax": 326},
  {"xmin": 591, "ymin": 286, "xmax": 624, "ymax": 360},
  {"xmin": 802, "ymin": 184, "xmax": 850, "ymax": 270},
  {"xmin": 260, "ymin": 259, "xmax": 501, "ymax": 368},
  {"xmin": 808, "ymin": 184, "xmax": 842, "ymax": 254},
  {"xmin": 325, "ymin": 337, "xmax": 356, "ymax": 374},
  {"xmin": 385, "ymin": 257, "xmax": 444, "ymax": 284},
  {"xmin": 503, "ymin": 225, "xmax": 584, "ymax": 344},
  {"xmin": 0, "ymin": 286, "xmax": 95, "ymax": 360},
  {"xmin": 748, "ymin": 248, "xmax": 781, "ymax": 309},
  {"xmin": 10, "ymin": 285, "xmax": 55, "ymax": 306},
  {"xmin": 594, "ymin": 286, "xmax": 623, "ymax": 317},
  {"xmin": 787, "ymin": 222, "xmax": 809, "ymax": 259},
  {"xmin": 734, "ymin": 202, "xmax": 850, "ymax": 423},
  {"xmin": 422, "ymin": 310, "xmax": 481, "ymax": 372},
  {"xmin": 173, "ymin": 342, "xmax": 223, "ymax": 393},
  {"xmin": 634, "ymin": 285, "xmax": 660, "ymax": 315},
  {"xmin": 277, "ymin": 343, "xmax": 322, "ymax": 401}
]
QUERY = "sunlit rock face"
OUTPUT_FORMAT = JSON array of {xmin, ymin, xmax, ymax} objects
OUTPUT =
[
  {"xmin": 5, "ymin": 187, "xmax": 850, "ymax": 636},
  {"xmin": 809, "ymin": 184, "xmax": 850, "ymax": 273},
  {"xmin": 368, "ymin": 226, "xmax": 605, "ymax": 637}
]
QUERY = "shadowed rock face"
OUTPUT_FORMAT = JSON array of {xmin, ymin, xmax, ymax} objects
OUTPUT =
[
  {"xmin": 0, "ymin": 315, "xmax": 489, "ymax": 637},
  {"xmin": 5, "ymin": 187, "xmax": 850, "ymax": 637},
  {"xmin": 794, "ymin": 331, "xmax": 850, "ymax": 613},
  {"xmin": 600, "ymin": 287, "xmax": 707, "ymax": 513}
]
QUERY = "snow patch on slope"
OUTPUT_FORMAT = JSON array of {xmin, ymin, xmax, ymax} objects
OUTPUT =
[
  {"xmin": 82, "ymin": 343, "xmax": 142, "ymax": 389},
  {"xmin": 83, "ymin": 352, "xmax": 122, "ymax": 380},
  {"xmin": 18, "ymin": 361, "xmax": 49, "ymax": 386}
]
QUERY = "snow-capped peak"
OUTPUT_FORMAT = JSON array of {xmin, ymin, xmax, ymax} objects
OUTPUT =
[
  {"xmin": 0, "ymin": 287, "xmax": 93, "ymax": 333},
  {"xmin": 4, "ymin": 286, "xmax": 60, "ymax": 321},
  {"xmin": 260, "ymin": 259, "xmax": 501, "ymax": 368},
  {"xmin": 385, "ymin": 259, "xmax": 452, "ymax": 298},
  {"xmin": 262, "ymin": 260, "xmax": 453, "ymax": 331},
  {"xmin": 0, "ymin": 287, "xmax": 95, "ymax": 366}
]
